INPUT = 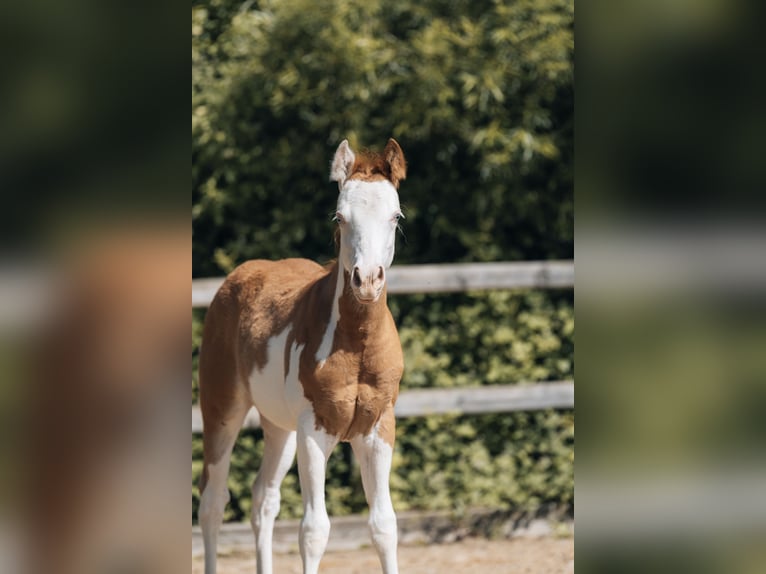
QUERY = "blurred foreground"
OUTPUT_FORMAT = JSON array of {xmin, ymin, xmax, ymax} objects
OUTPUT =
[
  {"xmin": 577, "ymin": 0, "xmax": 766, "ymax": 571},
  {"xmin": 1, "ymin": 224, "xmax": 190, "ymax": 574},
  {"xmin": 0, "ymin": 0, "xmax": 188, "ymax": 571}
]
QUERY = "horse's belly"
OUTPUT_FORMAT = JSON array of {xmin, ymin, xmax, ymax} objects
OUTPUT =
[{"xmin": 247, "ymin": 326, "xmax": 309, "ymax": 431}]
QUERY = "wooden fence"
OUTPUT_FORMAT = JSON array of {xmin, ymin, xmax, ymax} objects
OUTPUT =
[{"xmin": 192, "ymin": 260, "xmax": 575, "ymax": 433}]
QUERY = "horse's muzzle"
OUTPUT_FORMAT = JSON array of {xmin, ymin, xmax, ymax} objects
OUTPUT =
[{"xmin": 351, "ymin": 265, "xmax": 385, "ymax": 303}]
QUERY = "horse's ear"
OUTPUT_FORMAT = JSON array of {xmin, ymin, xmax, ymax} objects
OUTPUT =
[
  {"xmin": 330, "ymin": 139, "xmax": 356, "ymax": 185},
  {"xmin": 384, "ymin": 138, "xmax": 407, "ymax": 188}
]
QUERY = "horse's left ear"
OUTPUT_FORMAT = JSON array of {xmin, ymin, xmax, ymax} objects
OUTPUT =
[{"xmin": 384, "ymin": 138, "xmax": 407, "ymax": 188}]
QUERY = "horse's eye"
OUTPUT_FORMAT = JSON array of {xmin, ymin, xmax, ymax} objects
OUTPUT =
[
  {"xmin": 334, "ymin": 212, "xmax": 345, "ymax": 224},
  {"xmin": 392, "ymin": 212, "xmax": 404, "ymax": 223}
]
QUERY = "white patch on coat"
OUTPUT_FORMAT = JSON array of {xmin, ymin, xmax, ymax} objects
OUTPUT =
[
  {"xmin": 249, "ymin": 326, "xmax": 309, "ymax": 431},
  {"xmin": 315, "ymin": 267, "xmax": 344, "ymax": 368},
  {"xmin": 285, "ymin": 338, "xmax": 310, "ymax": 423}
]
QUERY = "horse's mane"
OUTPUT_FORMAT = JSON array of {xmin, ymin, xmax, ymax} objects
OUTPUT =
[{"xmin": 349, "ymin": 149, "xmax": 394, "ymax": 182}]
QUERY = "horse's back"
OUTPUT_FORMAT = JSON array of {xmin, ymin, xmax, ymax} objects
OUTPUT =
[
  {"xmin": 218, "ymin": 258, "xmax": 325, "ymax": 302},
  {"xmin": 207, "ymin": 257, "xmax": 325, "ymax": 321}
]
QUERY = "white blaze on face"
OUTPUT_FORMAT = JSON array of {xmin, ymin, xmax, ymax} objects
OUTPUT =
[
  {"xmin": 330, "ymin": 138, "xmax": 406, "ymax": 303},
  {"xmin": 336, "ymin": 179, "xmax": 401, "ymax": 282}
]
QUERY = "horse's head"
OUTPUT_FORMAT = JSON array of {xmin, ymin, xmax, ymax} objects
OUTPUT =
[{"xmin": 330, "ymin": 138, "xmax": 406, "ymax": 304}]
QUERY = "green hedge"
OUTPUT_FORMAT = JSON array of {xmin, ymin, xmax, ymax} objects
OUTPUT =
[{"xmin": 193, "ymin": 0, "xmax": 573, "ymax": 276}]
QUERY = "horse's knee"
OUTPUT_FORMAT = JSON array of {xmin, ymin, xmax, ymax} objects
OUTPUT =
[
  {"xmin": 251, "ymin": 486, "xmax": 281, "ymax": 530},
  {"xmin": 199, "ymin": 486, "xmax": 229, "ymax": 528},
  {"xmin": 300, "ymin": 510, "xmax": 331, "ymax": 552},
  {"xmin": 369, "ymin": 508, "xmax": 397, "ymax": 546}
]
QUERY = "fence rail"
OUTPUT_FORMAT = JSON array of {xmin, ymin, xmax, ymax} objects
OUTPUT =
[
  {"xmin": 192, "ymin": 381, "xmax": 573, "ymax": 433},
  {"xmin": 192, "ymin": 260, "xmax": 574, "ymax": 307}
]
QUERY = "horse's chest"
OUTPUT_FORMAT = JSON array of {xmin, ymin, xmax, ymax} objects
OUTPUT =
[{"xmin": 301, "ymin": 348, "xmax": 401, "ymax": 440}]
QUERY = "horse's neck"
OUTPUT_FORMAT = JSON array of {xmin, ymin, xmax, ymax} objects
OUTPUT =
[{"xmin": 315, "ymin": 261, "xmax": 390, "ymax": 340}]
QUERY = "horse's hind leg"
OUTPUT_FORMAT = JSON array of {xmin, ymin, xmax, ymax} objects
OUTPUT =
[
  {"xmin": 250, "ymin": 416, "xmax": 297, "ymax": 574},
  {"xmin": 198, "ymin": 392, "xmax": 249, "ymax": 574}
]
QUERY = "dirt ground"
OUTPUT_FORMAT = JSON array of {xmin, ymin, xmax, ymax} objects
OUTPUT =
[{"xmin": 192, "ymin": 536, "xmax": 574, "ymax": 574}]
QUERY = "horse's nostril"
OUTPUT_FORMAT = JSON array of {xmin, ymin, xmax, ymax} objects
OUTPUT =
[
  {"xmin": 377, "ymin": 266, "xmax": 385, "ymax": 281},
  {"xmin": 352, "ymin": 267, "xmax": 362, "ymax": 288}
]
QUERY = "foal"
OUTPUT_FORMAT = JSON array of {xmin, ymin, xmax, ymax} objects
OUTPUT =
[{"xmin": 198, "ymin": 138, "xmax": 407, "ymax": 574}]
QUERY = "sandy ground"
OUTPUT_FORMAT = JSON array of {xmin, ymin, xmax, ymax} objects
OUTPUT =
[{"xmin": 192, "ymin": 536, "xmax": 574, "ymax": 574}]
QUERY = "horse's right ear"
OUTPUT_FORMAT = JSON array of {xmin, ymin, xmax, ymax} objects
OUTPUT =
[{"xmin": 330, "ymin": 139, "xmax": 356, "ymax": 185}]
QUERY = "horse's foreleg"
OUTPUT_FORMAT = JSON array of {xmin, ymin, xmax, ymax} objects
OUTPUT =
[
  {"xmin": 351, "ymin": 409, "xmax": 399, "ymax": 574},
  {"xmin": 251, "ymin": 417, "xmax": 297, "ymax": 574},
  {"xmin": 296, "ymin": 409, "xmax": 338, "ymax": 574}
]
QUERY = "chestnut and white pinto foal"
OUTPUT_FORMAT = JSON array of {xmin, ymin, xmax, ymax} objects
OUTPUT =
[{"xmin": 198, "ymin": 139, "xmax": 407, "ymax": 574}]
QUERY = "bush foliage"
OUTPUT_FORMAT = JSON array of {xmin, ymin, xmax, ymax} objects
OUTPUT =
[{"xmin": 192, "ymin": 0, "xmax": 573, "ymax": 523}]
